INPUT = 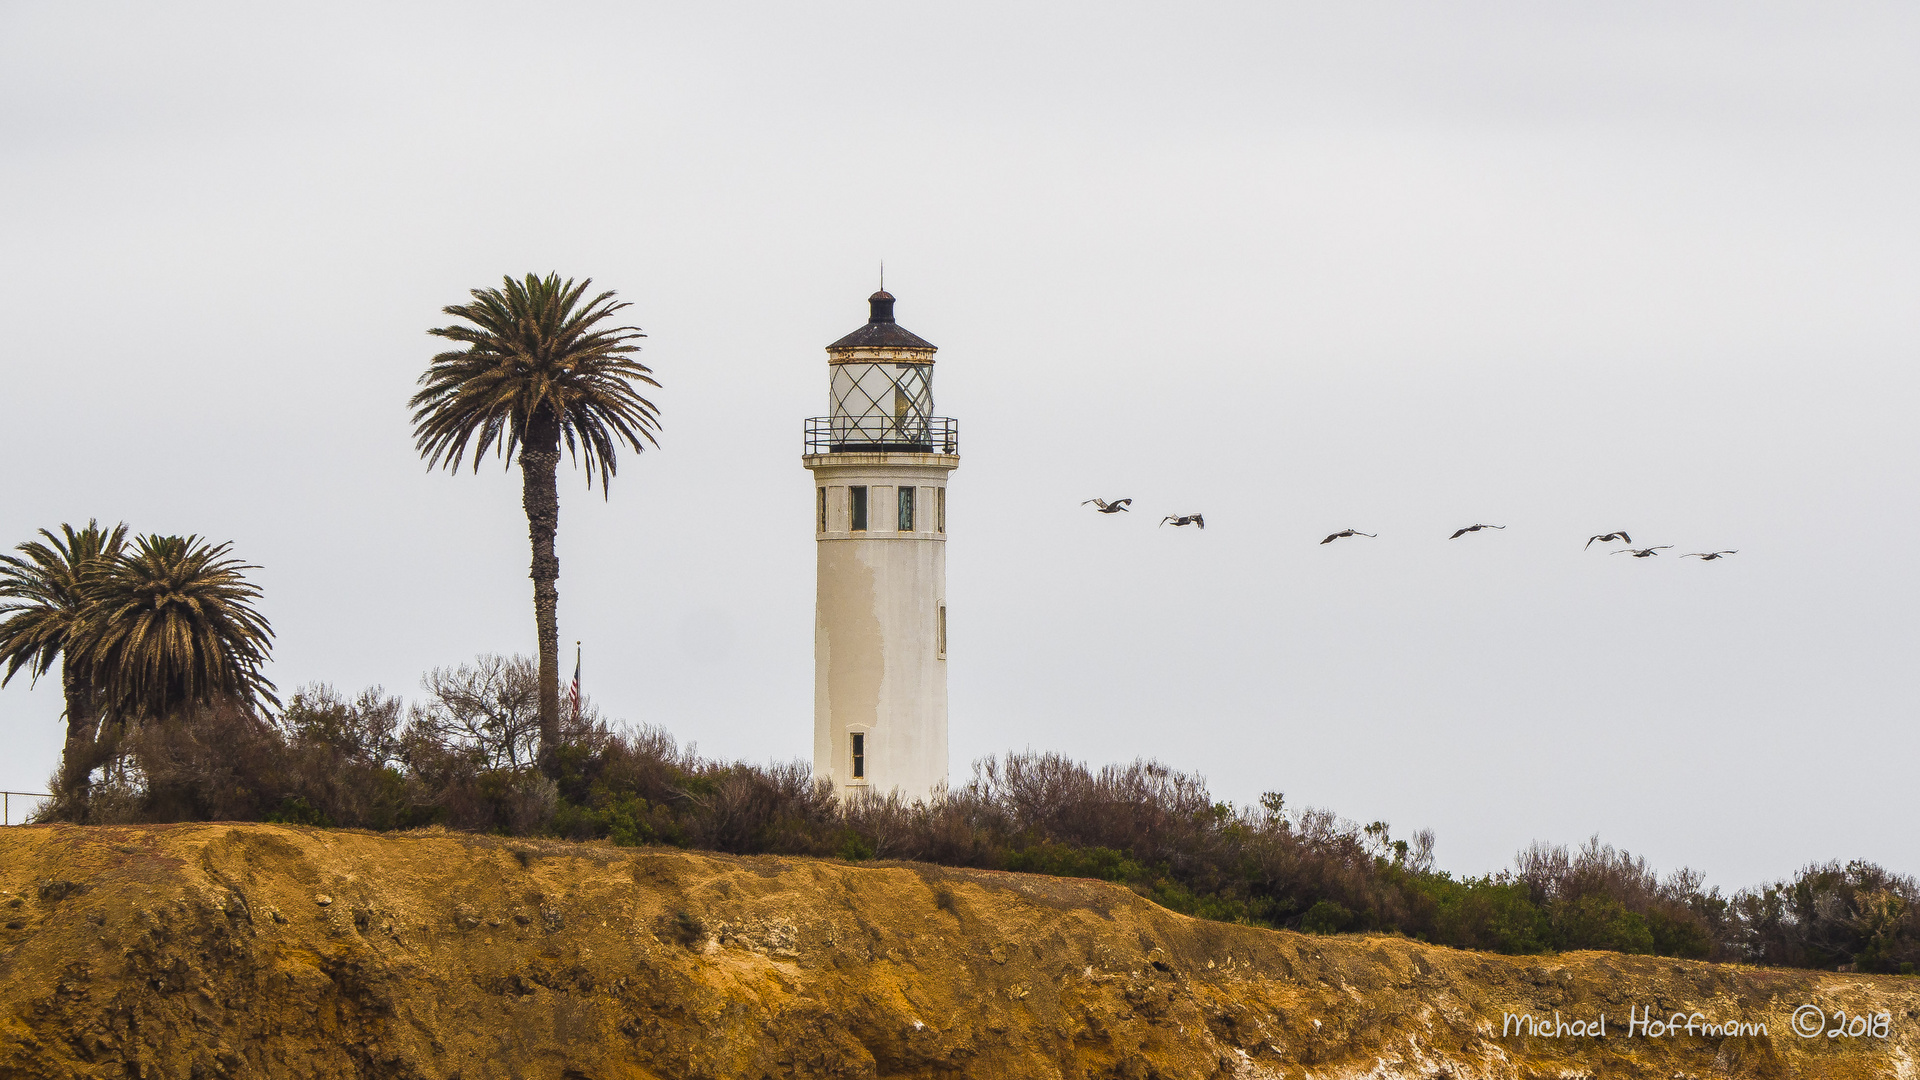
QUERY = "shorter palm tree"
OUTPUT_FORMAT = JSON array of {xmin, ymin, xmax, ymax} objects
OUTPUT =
[
  {"xmin": 0, "ymin": 520, "xmax": 129, "ymax": 803},
  {"xmin": 74, "ymin": 534, "xmax": 278, "ymax": 726}
]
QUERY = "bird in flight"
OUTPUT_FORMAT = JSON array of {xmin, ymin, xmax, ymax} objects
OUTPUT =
[
  {"xmin": 1681, "ymin": 551, "xmax": 1737, "ymax": 560},
  {"xmin": 1161, "ymin": 514, "xmax": 1205, "ymax": 529},
  {"xmin": 1321, "ymin": 529, "xmax": 1376, "ymax": 544},
  {"xmin": 1082, "ymin": 498, "xmax": 1132, "ymax": 514},
  {"xmin": 1449, "ymin": 524, "xmax": 1505, "ymax": 539},
  {"xmin": 1612, "ymin": 546, "xmax": 1672, "ymax": 558},
  {"xmin": 1586, "ymin": 531, "xmax": 1632, "ymax": 549}
]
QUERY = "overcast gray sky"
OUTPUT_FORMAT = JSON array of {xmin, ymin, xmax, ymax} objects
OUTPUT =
[{"xmin": 3, "ymin": 2, "xmax": 1915, "ymax": 887}]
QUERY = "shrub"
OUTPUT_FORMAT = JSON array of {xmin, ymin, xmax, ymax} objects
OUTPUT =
[{"xmin": 1301, "ymin": 900, "xmax": 1354, "ymax": 934}]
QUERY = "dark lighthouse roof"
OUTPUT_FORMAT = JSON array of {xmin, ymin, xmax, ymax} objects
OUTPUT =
[{"xmin": 827, "ymin": 290, "xmax": 937, "ymax": 351}]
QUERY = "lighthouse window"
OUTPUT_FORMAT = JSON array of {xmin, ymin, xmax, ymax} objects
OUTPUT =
[
  {"xmin": 850, "ymin": 486, "xmax": 867, "ymax": 532},
  {"xmin": 850, "ymin": 732, "xmax": 865, "ymax": 779},
  {"xmin": 938, "ymin": 604, "xmax": 947, "ymax": 658},
  {"xmin": 936, "ymin": 487, "xmax": 945, "ymax": 533},
  {"xmin": 897, "ymin": 485, "xmax": 915, "ymax": 532},
  {"xmin": 818, "ymin": 487, "xmax": 827, "ymax": 532}
]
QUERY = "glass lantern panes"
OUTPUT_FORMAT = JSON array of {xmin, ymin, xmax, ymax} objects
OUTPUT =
[{"xmin": 830, "ymin": 362, "xmax": 933, "ymax": 449}]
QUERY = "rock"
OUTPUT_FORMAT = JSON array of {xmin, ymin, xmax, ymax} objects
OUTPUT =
[
  {"xmin": 37, "ymin": 879, "xmax": 86, "ymax": 902},
  {"xmin": 313, "ymin": 894, "xmax": 332, "ymax": 907}
]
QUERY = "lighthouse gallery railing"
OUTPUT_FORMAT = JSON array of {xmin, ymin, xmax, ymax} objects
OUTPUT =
[{"xmin": 805, "ymin": 416, "xmax": 958, "ymax": 455}]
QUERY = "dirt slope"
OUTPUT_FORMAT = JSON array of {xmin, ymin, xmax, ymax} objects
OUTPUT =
[{"xmin": 1, "ymin": 824, "xmax": 1915, "ymax": 1079}]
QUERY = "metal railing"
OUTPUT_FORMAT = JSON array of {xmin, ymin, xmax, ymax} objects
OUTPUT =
[
  {"xmin": 805, "ymin": 416, "xmax": 958, "ymax": 455},
  {"xmin": 2, "ymin": 791, "xmax": 51, "ymax": 826}
]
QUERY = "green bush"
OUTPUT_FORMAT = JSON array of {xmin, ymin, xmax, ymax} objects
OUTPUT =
[
  {"xmin": 1647, "ymin": 905, "xmax": 1713, "ymax": 959},
  {"xmin": 1005, "ymin": 841, "xmax": 1144, "ymax": 882},
  {"xmin": 1550, "ymin": 896, "xmax": 1655, "ymax": 954},
  {"xmin": 264, "ymin": 795, "xmax": 331, "ymax": 827},
  {"xmin": 1415, "ymin": 874, "xmax": 1551, "ymax": 954},
  {"xmin": 1301, "ymin": 900, "xmax": 1354, "ymax": 934}
]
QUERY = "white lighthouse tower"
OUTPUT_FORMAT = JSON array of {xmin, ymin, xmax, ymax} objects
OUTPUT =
[{"xmin": 803, "ymin": 288, "xmax": 958, "ymax": 801}]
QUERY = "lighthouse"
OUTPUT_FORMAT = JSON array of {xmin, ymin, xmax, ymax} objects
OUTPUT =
[{"xmin": 804, "ymin": 288, "xmax": 959, "ymax": 801}]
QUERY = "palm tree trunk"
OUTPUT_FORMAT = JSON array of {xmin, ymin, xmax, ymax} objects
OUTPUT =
[
  {"xmin": 521, "ymin": 409, "xmax": 563, "ymax": 780},
  {"xmin": 57, "ymin": 664, "xmax": 98, "ymax": 813}
]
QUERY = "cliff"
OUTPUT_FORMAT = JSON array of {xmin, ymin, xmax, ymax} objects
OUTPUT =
[{"xmin": 1, "ymin": 823, "xmax": 1915, "ymax": 1079}]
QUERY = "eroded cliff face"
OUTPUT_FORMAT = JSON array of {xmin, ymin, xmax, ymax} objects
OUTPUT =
[{"xmin": 1, "ymin": 824, "xmax": 1915, "ymax": 1079}]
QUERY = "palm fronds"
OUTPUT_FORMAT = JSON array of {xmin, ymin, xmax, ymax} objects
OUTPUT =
[
  {"xmin": 75, "ymin": 534, "xmax": 279, "ymax": 719},
  {"xmin": 410, "ymin": 272, "xmax": 660, "ymax": 491},
  {"xmin": 0, "ymin": 520, "xmax": 128, "ymax": 689}
]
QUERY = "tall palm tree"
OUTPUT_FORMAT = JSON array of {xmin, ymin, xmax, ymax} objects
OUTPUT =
[
  {"xmin": 74, "ymin": 534, "xmax": 278, "ymax": 724},
  {"xmin": 0, "ymin": 520, "xmax": 129, "ymax": 802},
  {"xmin": 410, "ymin": 273, "xmax": 659, "ymax": 777}
]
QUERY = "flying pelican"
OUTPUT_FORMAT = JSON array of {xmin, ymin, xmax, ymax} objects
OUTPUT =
[
  {"xmin": 1586, "ymin": 531, "xmax": 1632, "ymax": 549},
  {"xmin": 1681, "ymin": 551, "xmax": 1737, "ymax": 560},
  {"xmin": 1081, "ymin": 498, "xmax": 1132, "ymax": 514},
  {"xmin": 1612, "ymin": 546, "xmax": 1672, "ymax": 558},
  {"xmin": 1161, "ymin": 514, "xmax": 1205, "ymax": 529},
  {"xmin": 1449, "ymin": 524, "xmax": 1506, "ymax": 539},
  {"xmin": 1320, "ymin": 529, "xmax": 1376, "ymax": 544}
]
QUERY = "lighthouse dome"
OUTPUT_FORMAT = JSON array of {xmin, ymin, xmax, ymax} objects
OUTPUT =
[{"xmin": 827, "ymin": 290, "xmax": 937, "ymax": 352}]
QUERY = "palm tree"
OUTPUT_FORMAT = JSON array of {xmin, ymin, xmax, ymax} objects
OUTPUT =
[
  {"xmin": 0, "ymin": 520, "xmax": 129, "ymax": 803},
  {"xmin": 410, "ymin": 273, "xmax": 659, "ymax": 778},
  {"xmin": 74, "ymin": 534, "xmax": 278, "ymax": 724}
]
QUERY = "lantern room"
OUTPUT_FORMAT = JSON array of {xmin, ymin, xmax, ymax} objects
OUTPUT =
[{"xmin": 807, "ymin": 290, "xmax": 957, "ymax": 454}]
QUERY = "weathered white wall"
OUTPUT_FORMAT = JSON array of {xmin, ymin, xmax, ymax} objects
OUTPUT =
[{"xmin": 804, "ymin": 452, "xmax": 957, "ymax": 802}]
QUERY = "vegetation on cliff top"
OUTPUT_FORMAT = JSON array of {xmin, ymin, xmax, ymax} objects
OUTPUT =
[{"xmin": 20, "ymin": 662, "xmax": 1918, "ymax": 977}]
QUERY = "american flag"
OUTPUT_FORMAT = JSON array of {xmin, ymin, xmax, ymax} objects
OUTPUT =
[{"xmin": 568, "ymin": 643, "xmax": 581, "ymax": 722}]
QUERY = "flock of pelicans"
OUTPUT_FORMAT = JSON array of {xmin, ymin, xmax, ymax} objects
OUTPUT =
[{"xmin": 1082, "ymin": 499, "xmax": 1737, "ymax": 559}]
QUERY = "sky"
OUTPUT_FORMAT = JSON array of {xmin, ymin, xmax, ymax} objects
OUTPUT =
[{"xmin": 2, "ymin": 2, "xmax": 1915, "ymax": 888}]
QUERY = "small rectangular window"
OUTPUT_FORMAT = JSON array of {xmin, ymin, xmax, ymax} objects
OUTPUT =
[
  {"xmin": 898, "ymin": 485, "xmax": 915, "ymax": 532},
  {"xmin": 850, "ymin": 732, "xmax": 865, "ymax": 779},
  {"xmin": 936, "ymin": 487, "xmax": 946, "ymax": 533},
  {"xmin": 818, "ymin": 487, "xmax": 827, "ymax": 532},
  {"xmin": 938, "ymin": 605, "xmax": 947, "ymax": 658},
  {"xmin": 850, "ymin": 486, "xmax": 867, "ymax": 532}
]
